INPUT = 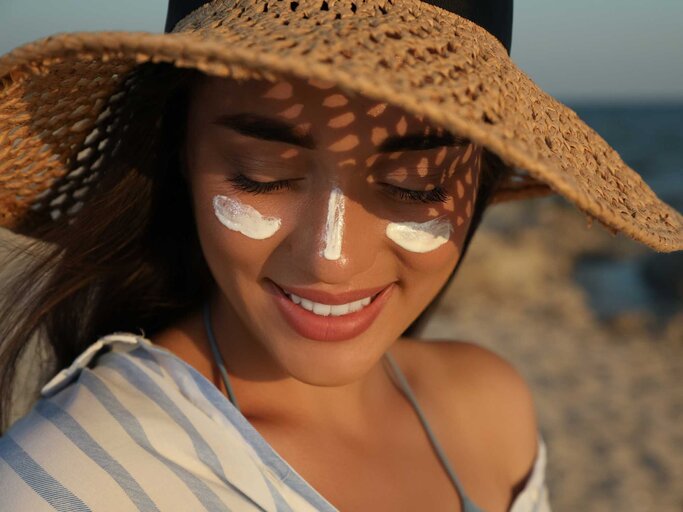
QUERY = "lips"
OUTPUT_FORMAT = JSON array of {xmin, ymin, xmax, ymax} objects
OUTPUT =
[
  {"xmin": 265, "ymin": 279, "xmax": 395, "ymax": 342},
  {"xmin": 277, "ymin": 282, "xmax": 389, "ymax": 305}
]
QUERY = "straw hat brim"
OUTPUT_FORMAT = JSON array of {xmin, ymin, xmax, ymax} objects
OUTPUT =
[{"xmin": 0, "ymin": 0, "xmax": 681, "ymax": 251}]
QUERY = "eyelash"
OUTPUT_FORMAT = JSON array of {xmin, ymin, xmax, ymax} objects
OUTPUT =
[
  {"xmin": 382, "ymin": 184, "xmax": 449, "ymax": 204},
  {"xmin": 227, "ymin": 173, "xmax": 449, "ymax": 204},
  {"xmin": 227, "ymin": 173, "xmax": 293, "ymax": 194}
]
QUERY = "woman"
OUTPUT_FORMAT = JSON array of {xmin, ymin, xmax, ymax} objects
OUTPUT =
[{"xmin": 0, "ymin": 1, "xmax": 680, "ymax": 511}]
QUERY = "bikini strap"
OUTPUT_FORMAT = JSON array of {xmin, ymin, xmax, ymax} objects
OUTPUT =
[
  {"xmin": 204, "ymin": 299, "xmax": 480, "ymax": 511},
  {"xmin": 383, "ymin": 351, "xmax": 483, "ymax": 512},
  {"xmin": 203, "ymin": 300, "xmax": 241, "ymax": 411}
]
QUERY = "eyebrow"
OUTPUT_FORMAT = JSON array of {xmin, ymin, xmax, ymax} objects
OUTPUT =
[{"xmin": 212, "ymin": 112, "xmax": 470, "ymax": 152}]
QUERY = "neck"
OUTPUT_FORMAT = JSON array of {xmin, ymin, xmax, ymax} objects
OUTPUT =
[{"xmin": 203, "ymin": 290, "xmax": 400, "ymax": 435}]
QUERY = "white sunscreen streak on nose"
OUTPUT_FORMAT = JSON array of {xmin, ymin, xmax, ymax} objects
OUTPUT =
[
  {"xmin": 385, "ymin": 217, "xmax": 453, "ymax": 253},
  {"xmin": 322, "ymin": 186, "xmax": 345, "ymax": 260},
  {"xmin": 212, "ymin": 195, "xmax": 281, "ymax": 240}
]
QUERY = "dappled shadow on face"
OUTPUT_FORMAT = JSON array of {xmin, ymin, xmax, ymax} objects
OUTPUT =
[{"xmin": 193, "ymin": 73, "xmax": 483, "ymax": 256}]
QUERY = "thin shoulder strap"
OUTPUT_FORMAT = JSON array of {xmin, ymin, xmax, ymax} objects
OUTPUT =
[
  {"xmin": 204, "ymin": 299, "xmax": 480, "ymax": 511},
  {"xmin": 203, "ymin": 300, "xmax": 241, "ymax": 411},
  {"xmin": 383, "ymin": 351, "xmax": 483, "ymax": 512}
]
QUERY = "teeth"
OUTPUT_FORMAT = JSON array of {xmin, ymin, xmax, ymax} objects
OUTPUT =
[
  {"xmin": 312, "ymin": 302, "xmax": 331, "ymax": 316},
  {"xmin": 287, "ymin": 292, "xmax": 374, "ymax": 317},
  {"xmin": 329, "ymin": 304, "xmax": 350, "ymax": 316}
]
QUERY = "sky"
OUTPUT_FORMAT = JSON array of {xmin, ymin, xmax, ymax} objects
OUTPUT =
[{"xmin": 1, "ymin": 0, "xmax": 681, "ymax": 102}]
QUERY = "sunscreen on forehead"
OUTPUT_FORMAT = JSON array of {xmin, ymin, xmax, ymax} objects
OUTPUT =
[
  {"xmin": 386, "ymin": 217, "xmax": 453, "ymax": 253},
  {"xmin": 322, "ymin": 186, "xmax": 345, "ymax": 260},
  {"xmin": 212, "ymin": 195, "xmax": 281, "ymax": 240}
]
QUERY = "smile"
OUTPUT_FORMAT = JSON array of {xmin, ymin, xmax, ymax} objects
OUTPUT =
[
  {"xmin": 285, "ymin": 292, "xmax": 375, "ymax": 317},
  {"xmin": 266, "ymin": 280, "xmax": 395, "ymax": 341}
]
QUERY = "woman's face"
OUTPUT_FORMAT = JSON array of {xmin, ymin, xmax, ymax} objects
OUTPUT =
[{"xmin": 184, "ymin": 74, "xmax": 482, "ymax": 385}]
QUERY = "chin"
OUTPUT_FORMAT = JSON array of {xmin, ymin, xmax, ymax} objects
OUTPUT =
[
  {"xmin": 264, "ymin": 326, "xmax": 393, "ymax": 386},
  {"xmin": 238, "ymin": 279, "xmax": 401, "ymax": 385}
]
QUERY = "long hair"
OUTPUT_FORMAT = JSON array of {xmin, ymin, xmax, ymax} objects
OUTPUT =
[
  {"xmin": 0, "ymin": 63, "xmax": 503, "ymax": 433},
  {"xmin": 0, "ymin": 63, "xmax": 211, "ymax": 432}
]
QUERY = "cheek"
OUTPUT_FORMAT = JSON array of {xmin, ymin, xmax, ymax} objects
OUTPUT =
[
  {"xmin": 192, "ymin": 191, "xmax": 283, "ymax": 288},
  {"xmin": 385, "ymin": 217, "xmax": 452, "ymax": 254},
  {"xmin": 404, "ymin": 240, "xmax": 460, "ymax": 282},
  {"xmin": 393, "ymin": 229, "xmax": 462, "ymax": 275},
  {"xmin": 212, "ymin": 195, "xmax": 281, "ymax": 240},
  {"xmin": 382, "ymin": 214, "xmax": 463, "ymax": 279},
  {"xmin": 385, "ymin": 193, "xmax": 477, "ymax": 282},
  {"xmin": 393, "ymin": 236, "xmax": 460, "ymax": 322}
]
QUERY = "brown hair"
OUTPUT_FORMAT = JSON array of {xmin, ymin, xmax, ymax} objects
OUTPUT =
[{"xmin": 0, "ymin": 63, "xmax": 503, "ymax": 433}]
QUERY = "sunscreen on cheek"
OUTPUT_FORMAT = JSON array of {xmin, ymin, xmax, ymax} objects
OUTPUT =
[
  {"xmin": 212, "ymin": 195, "xmax": 281, "ymax": 240},
  {"xmin": 385, "ymin": 217, "xmax": 453, "ymax": 253}
]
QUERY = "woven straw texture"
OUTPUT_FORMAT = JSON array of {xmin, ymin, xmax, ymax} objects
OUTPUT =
[{"xmin": 0, "ymin": 0, "xmax": 681, "ymax": 251}]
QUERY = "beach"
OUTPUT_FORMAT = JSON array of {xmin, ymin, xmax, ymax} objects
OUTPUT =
[{"xmin": 423, "ymin": 196, "xmax": 682, "ymax": 512}]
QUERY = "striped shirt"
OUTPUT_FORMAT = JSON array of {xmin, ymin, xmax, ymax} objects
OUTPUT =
[{"xmin": 0, "ymin": 332, "xmax": 551, "ymax": 511}]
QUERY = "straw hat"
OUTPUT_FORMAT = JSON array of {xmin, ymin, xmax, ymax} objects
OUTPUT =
[{"xmin": 0, "ymin": 0, "xmax": 681, "ymax": 251}]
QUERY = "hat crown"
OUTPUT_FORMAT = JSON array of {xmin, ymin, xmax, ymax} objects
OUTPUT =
[{"xmin": 164, "ymin": 0, "xmax": 513, "ymax": 53}]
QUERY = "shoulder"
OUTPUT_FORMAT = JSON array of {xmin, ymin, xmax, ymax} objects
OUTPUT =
[
  {"xmin": 392, "ymin": 337, "xmax": 536, "ymax": 413},
  {"xmin": 0, "ymin": 393, "xmax": 97, "ymax": 510},
  {"xmin": 0, "ymin": 422, "xmax": 58, "ymax": 511},
  {"xmin": 0, "ymin": 337, "xmax": 191, "ymax": 507},
  {"xmin": 392, "ymin": 338, "xmax": 540, "ymax": 488}
]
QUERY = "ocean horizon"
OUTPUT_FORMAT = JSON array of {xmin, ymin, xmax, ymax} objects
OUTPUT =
[{"xmin": 566, "ymin": 101, "xmax": 683, "ymax": 210}]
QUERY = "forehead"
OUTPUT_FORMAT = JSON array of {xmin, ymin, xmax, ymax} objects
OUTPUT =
[{"xmin": 189, "ymin": 74, "xmax": 440, "ymax": 136}]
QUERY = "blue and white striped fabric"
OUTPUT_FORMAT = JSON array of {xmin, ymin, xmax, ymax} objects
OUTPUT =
[{"xmin": 0, "ymin": 333, "xmax": 551, "ymax": 511}]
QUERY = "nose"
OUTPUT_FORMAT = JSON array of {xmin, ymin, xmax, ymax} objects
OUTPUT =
[{"xmin": 286, "ymin": 185, "xmax": 378, "ymax": 286}]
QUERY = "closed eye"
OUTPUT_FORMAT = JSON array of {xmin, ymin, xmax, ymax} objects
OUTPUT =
[
  {"xmin": 226, "ymin": 173, "xmax": 296, "ymax": 194},
  {"xmin": 226, "ymin": 173, "xmax": 449, "ymax": 203},
  {"xmin": 380, "ymin": 183, "xmax": 448, "ymax": 203}
]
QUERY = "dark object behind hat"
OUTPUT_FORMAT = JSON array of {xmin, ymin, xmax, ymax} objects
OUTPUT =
[{"xmin": 165, "ymin": 0, "xmax": 513, "ymax": 53}]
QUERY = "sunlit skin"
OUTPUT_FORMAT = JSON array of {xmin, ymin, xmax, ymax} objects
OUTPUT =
[
  {"xmin": 153, "ymin": 74, "xmax": 538, "ymax": 512},
  {"xmin": 181, "ymin": 73, "xmax": 480, "ymax": 385}
]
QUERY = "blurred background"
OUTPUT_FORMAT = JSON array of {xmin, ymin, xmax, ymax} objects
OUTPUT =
[{"xmin": 1, "ymin": 1, "xmax": 682, "ymax": 510}]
